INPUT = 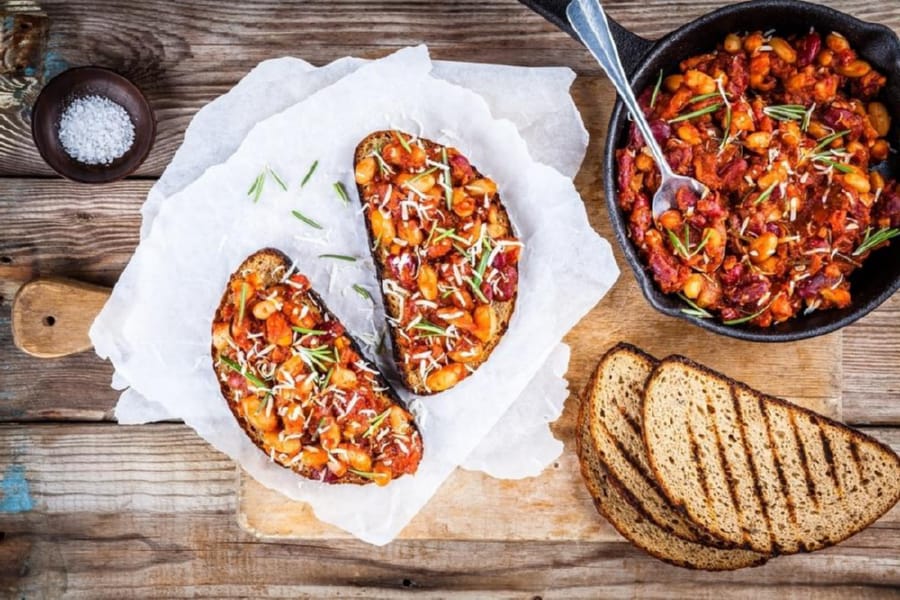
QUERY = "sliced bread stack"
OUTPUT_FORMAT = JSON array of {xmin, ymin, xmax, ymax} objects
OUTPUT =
[{"xmin": 578, "ymin": 342, "xmax": 900, "ymax": 570}]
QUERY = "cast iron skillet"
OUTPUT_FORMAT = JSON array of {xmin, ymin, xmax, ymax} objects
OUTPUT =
[{"xmin": 521, "ymin": 0, "xmax": 900, "ymax": 342}]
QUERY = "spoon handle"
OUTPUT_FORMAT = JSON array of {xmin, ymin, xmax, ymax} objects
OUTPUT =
[{"xmin": 566, "ymin": 0, "xmax": 674, "ymax": 178}]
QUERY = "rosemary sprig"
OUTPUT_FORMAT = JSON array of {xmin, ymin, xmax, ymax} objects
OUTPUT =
[
  {"xmin": 409, "ymin": 166, "xmax": 438, "ymax": 183},
  {"xmin": 352, "ymin": 284, "xmax": 372, "ymax": 301},
  {"xmin": 650, "ymin": 69, "xmax": 664, "ymax": 109},
  {"xmin": 319, "ymin": 254, "xmax": 357, "ymax": 262},
  {"xmin": 723, "ymin": 301, "xmax": 774, "ymax": 326},
  {"xmin": 716, "ymin": 78, "xmax": 732, "ymax": 152},
  {"xmin": 219, "ymin": 356, "xmax": 271, "ymax": 392},
  {"xmin": 247, "ymin": 171, "xmax": 266, "ymax": 203},
  {"xmin": 762, "ymin": 104, "xmax": 807, "ymax": 122},
  {"xmin": 292, "ymin": 326, "xmax": 327, "ymax": 336},
  {"xmin": 668, "ymin": 103, "xmax": 722, "ymax": 124},
  {"xmin": 753, "ymin": 181, "xmax": 779, "ymax": 205},
  {"xmin": 292, "ymin": 209, "xmax": 323, "ymax": 229},
  {"xmin": 667, "ymin": 225, "xmax": 712, "ymax": 259},
  {"xmin": 434, "ymin": 227, "xmax": 469, "ymax": 245},
  {"xmin": 348, "ymin": 469, "xmax": 381, "ymax": 481},
  {"xmin": 410, "ymin": 321, "xmax": 447, "ymax": 337},
  {"xmin": 298, "ymin": 345, "xmax": 336, "ymax": 371},
  {"xmin": 301, "ymin": 160, "xmax": 318, "ymax": 188},
  {"xmin": 813, "ymin": 156, "xmax": 855, "ymax": 174},
  {"xmin": 801, "ymin": 103, "xmax": 815, "ymax": 132},
  {"xmin": 687, "ymin": 92, "xmax": 720, "ymax": 105},
  {"xmin": 320, "ymin": 366, "xmax": 334, "ymax": 390},
  {"xmin": 237, "ymin": 282, "xmax": 248, "ymax": 326},
  {"xmin": 267, "ymin": 165, "xmax": 288, "ymax": 191},
  {"xmin": 333, "ymin": 181, "xmax": 350, "ymax": 206},
  {"xmin": 363, "ymin": 408, "xmax": 392, "ymax": 438},
  {"xmin": 396, "ymin": 132, "xmax": 412, "ymax": 153},
  {"xmin": 677, "ymin": 293, "xmax": 713, "ymax": 319},
  {"xmin": 811, "ymin": 130, "xmax": 849, "ymax": 155},
  {"xmin": 667, "ymin": 228, "xmax": 690, "ymax": 258},
  {"xmin": 852, "ymin": 226, "xmax": 900, "ymax": 256},
  {"xmin": 473, "ymin": 237, "xmax": 494, "ymax": 284}
]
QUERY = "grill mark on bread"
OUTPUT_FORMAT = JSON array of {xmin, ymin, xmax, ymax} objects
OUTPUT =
[
  {"xmin": 609, "ymin": 434, "xmax": 680, "ymax": 517},
  {"xmin": 848, "ymin": 439, "xmax": 864, "ymax": 484},
  {"xmin": 758, "ymin": 396, "xmax": 800, "ymax": 532},
  {"xmin": 706, "ymin": 391, "xmax": 749, "ymax": 545},
  {"xmin": 788, "ymin": 410, "xmax": 820, "ymax": 510},
  {"xmin": 687, "ymin": 417, "xmax": 718, "ymax": 531},
  {"xmin": 615, "ymin": 401, "xmax": 643, "ymax": 437},
  {"xmin": 731, "ymin": 387, "xmax": 776, "ymax": 552},
  {"xmin": 818, "ymin": 422, "xmax": 843, "ymax": 500}
]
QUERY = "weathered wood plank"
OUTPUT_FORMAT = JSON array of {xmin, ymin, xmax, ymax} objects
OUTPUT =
[
  {"xmin": 1, "ymin": 0, "xmax": 896, "ymax": 177},
  {"xmin": 0, "ymin": 424, "xmax": 898, "ymax": 598}
]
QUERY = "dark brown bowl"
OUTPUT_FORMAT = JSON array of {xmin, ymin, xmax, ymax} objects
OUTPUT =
[
  {"xmin": 522, "ymin": 0, "xmax": 900, "ymax": 342},
  {"xmin": 31, "ymin": 66, "xmax": 155, "ymax": 184}
]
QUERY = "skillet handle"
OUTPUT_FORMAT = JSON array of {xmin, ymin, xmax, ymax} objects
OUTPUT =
[{"xmin": 518, "ymin": 0, "xmax": 654, "ymax": 75}]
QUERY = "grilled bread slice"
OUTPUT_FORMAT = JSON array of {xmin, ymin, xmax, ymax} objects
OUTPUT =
[
  {"xmin": 354, "ymin": 130, "xmax": 519, "ymax": 395},
  {"xmin": 577, "ymin": 360, "xmax": 767, "ymax": 570},
  {"xmin": 583, "ymin": 343, "xmax": 732, "ymax": 548},
  {"xmin": 211, "ymin": 248, "xmax": 423, "ymax": 485},
  {"xmin": 643, "ymin": 356, "xmax": 900, "ymax": 554}
]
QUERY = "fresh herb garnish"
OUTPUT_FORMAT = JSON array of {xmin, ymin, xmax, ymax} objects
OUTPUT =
[
  {"xmin": 333, "ymin": 181, "xmax": 351, "ymax": 206},
  {"xmin": 291, "ymin": 326, "xmax": 328, "ymax": 336},
  {"xmin": 410, "ymin": 321, "xmax": 448, "ymax": 337},
  {"xmin": 237, "ymin": 282, "xmax": 248, "ymax": 326},
  {"xmin": 650, "ymin": 69, "xmax": 664, "ymax": 109},
  {"xmin": 722, "ymin": 301, "xmax": 774, "ymax": 326},
  {"xmin": 320, "ymin": 366, "xmax": 334, "ymax": 389},
  {"xmin": 396, "ymin": 132, "xmax": 412, "ymax": 153},
  {"xmin": 363, "ymin": 408, "xmax": 391, "ymax": 438},
  {"xmin": 473, "ymin": 237, "xmax": 493, "ymax": 284},
  {"xmin": 409, "ymin": 167, "xmax": 438, "ymax": 183},
  {"xmin": 348, "ymin": 468, "xmax": 381, "ymax": 480},
  {"xmin": 762, "ymin": 104, "xmax": 808, "ymax": 122},
  {"xmin": 667, "ymin": 225, "xmax": 712, "ymax": 259},
  {"xmin": 687, "ymin": 92, "xmax": 720, "ymax": 105},
  {"xmin": 219, "ymin": 356, "xmax": 270, "ymax": 392},
  {"xmin": 853, "ymin": 226, "xmax": 900, "ymax": 256},
  {"xmin": 811, "ymin": 130, "xmax": 849, "ymax": 155},
  {"xmin": 267, "ymin": 165, "xmax": 288, "ymax": 191},
  {"xmin": 668, "ymin": 103, "xmax": 722, "ymax": 124},
  {"xmin": 301, "ymin": 160, "xmax": 318, "ymax": 188},
  {"xmin": 813, "ymin": 156, "xmax": 855, "ymax": 174},
  {"xmin": 753, "ymin": 181, "xmax": 779, "ymax": 205},
  {"xmin": 298, "ymin": 345, "xmax": 336, "ymax": 371},
  {"xmin": 319, "ymin": 254, "xmax": 357, "ymax": 262},
  {"xmin": 352, "ymin": 284, "xmax": 372, "ymax": 301},
  {"xmin": 292, "ymin": 209, "xmax": 323, "ymax": 229},
  {"xmin": 434, "ymin": 228, "xmax": 469, "ymax": 245},
  {"xmin": 465, "ymin": 276, "xmax": 489, "ymax": 303},
  {"xmin": 247, "ymin": 171, "xmax": 266, "ymax": 203},
  {"xmin": 678, "ymin": 293, "xmax": 713, "ymax": 319},
  {"xmin": 716, "ymin": 78, "xmax": 732, "ymax": 152}
]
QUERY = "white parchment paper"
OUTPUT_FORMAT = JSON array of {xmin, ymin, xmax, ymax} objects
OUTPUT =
[
  {"xmin": 91, "ymin": 46, "xmax": 617, "ymax": 543},
  {"xmin": 101, "ymin": 53, "xmax": 591, "ymax": 478}
]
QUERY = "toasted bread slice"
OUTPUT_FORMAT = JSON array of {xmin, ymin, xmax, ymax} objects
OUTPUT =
[
  {"xmin": 211, "ymin": 248, "xmax": 423, "ymax": 485},
  {"xmin": 354, "ymin": 130, "xmax": 518, "ymax": 395},
  {"xmin": 583, "ymin": 343, "xmax": 731, "ymax": 548},
  {"xmin": 578, "ymin": 373, "xmax": 767, "ymax": 570},
  {"xmin": 643, "ymin": 356, "xmax": 900, "ymax": 554}
]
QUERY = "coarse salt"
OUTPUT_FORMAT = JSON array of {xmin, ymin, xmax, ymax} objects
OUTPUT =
[{"xmin": 58, "ymin": 95, "xmax": 135, "ymax": 165}]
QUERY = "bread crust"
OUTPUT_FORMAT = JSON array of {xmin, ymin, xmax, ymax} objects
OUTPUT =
[
  {"xmin": 642, "ymin": 354, "xmax": 900, "ymax": 554},
  {"xmin": 576, "ymin": 352, "xmax": 768, "ymax": 570},
  {"xmin": 354, "ymin": 131, "xmax": 516, "ymax": 395},
  {"xmin": 211, "ymin": 247, "xmax": 421, "ymax": 485}
]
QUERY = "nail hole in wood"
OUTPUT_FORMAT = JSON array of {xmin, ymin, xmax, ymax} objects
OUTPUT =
[
  {"xmin": 0, "ymin": 256, "xmax": 11, "ymax": 263},
  {"xmin": 43, "ymin": 316, "xmax": 56, "ymax": 326},
  {"xmin": 402, "ymin": 579, "xmax": 413, "ymax": 588}
]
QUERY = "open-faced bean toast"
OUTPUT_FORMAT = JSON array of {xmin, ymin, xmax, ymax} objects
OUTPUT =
[
  {"xmin": 211, "ymin": 248, "xmax": 423, "ymax": 485},
  {"xmin": 354, "ymin": 130, "xmax": 521, "ymax": 395}
]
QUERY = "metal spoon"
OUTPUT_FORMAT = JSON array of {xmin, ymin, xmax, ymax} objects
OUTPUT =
[{"xmin": 567, "ymin": 0, "xmax": 708, "ymax": 220}]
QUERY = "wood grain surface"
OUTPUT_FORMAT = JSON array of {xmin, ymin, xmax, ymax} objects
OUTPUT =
[{"xmin": 1, "ymin": 0, "xmax": 899, "ymax": 597}]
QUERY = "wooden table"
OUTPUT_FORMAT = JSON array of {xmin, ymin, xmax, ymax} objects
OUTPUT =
[{"xmin": 1, "ymin": 1, "xmax": 898, "ymax": 597}]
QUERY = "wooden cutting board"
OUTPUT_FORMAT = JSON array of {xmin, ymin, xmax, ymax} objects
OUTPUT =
[
  {"xmin": 10, "ymin": 255, "xmax": 842, "ymax": 543},
  {"xmin": 237, "ymin": 259, "xmax": 842, "ymax": 541}
]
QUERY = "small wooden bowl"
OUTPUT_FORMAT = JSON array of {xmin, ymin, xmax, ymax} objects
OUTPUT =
[{"xmin": 31, "ymin": 66, "xmax": 155, "ymax": 184}]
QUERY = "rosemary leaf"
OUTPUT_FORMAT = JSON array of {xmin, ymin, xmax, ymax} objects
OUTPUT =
[
  {"xmin": 292, "ymin": 209, "xmax": 323, "ymax": 229},
  {"xmin": 352, "ymin": 284, "xmax": 372, "ymax": 301},
  {"xmin": 723, "ymin": 301, "xmax": 773, "ymax": 326},
  {"xmin": 220, "ymin": 356, "xmax": 270, "ymax": 392},
  {"xmin": 363, "ymin": 408, "xmax": 392, "ymax": 438},
  {"xmin": 267, "ymin": 166, "xmax": 288, "ymax": 191},
  {"xmin": 247, "ymin": 172, "xmax": 266, "ymax": 203},
  {"xmin": 301, "ymin": 160, "xmax": 318, "ymax": 188},
  {"xmin": 812, "ymin": 130, "xmax": 849, "ymax": 154},
  {"xmin": 753, "ymin": 181, "xmax": 779, "ymax": 205},
  {"xmin": 852, "ymin": 226, "xmax": 900, "ymax": 256},
  {"xmin": 319, "ymin": 253, "xmax": 357, "ymax": 262},
  {"xmin": 333, "ymin": 181, "xmax": 351, "ymax": 206},
  {"xmin": 237, "ymin": 282, "xmax": 248, "ymax": 326},
  {"xmin": 396, "ymin": 132, "xmax": 412, "ymax": 153},
  {"xmin": 292, "ymin": 326, "xmax": 327, "ymax": 336},
  {"xmin": 650, "ymin": 69, "xmax": 664, "ymax": 109},
  {"xmin": 687, "ymin": 92, "xmax": 720, "ymax": 105},
  {"xmin": 668, "ymin": 103, "xmax": 722, "ymax": 124},
  {"xmin": 813, "ymin": 157, "xmax": 855, "ymax": 174}
]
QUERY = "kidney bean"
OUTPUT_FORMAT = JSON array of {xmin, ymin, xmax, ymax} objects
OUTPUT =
[{"xmin": 795, "ymin": 32, "xmax": 822, "ymax": 68}]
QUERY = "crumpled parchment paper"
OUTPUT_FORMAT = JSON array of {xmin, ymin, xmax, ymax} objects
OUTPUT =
[
  {"xmin": 90, "ymin": 46, "xmax": 618, "ymax": 544},
  {"xmin": 102, "ymin": 53, "xmax": 589, "ymax": 478}
]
